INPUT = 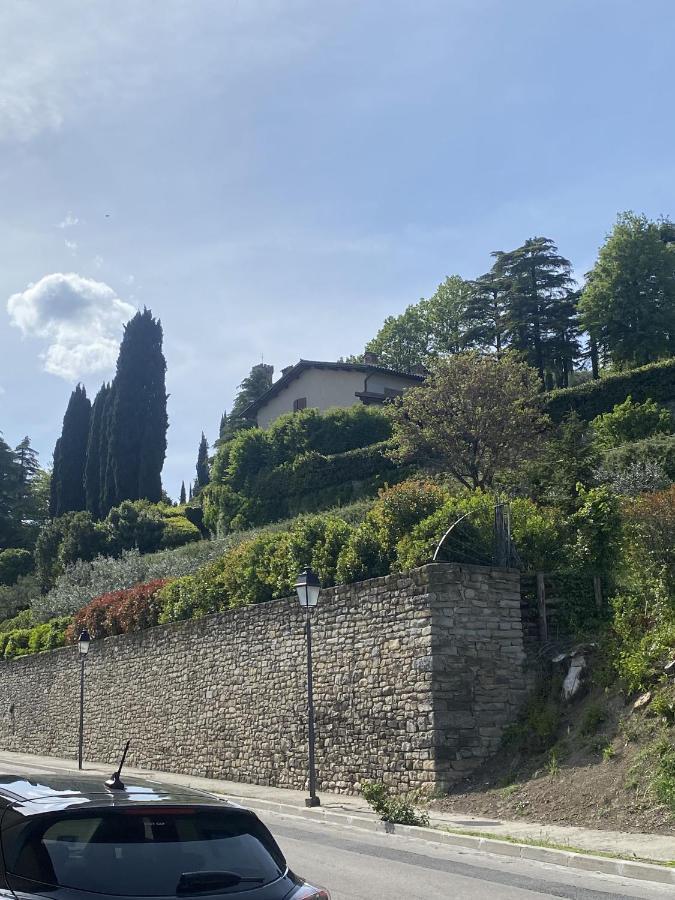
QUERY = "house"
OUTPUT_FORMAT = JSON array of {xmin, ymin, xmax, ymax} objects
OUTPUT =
[{"xmin": 241, "ymin": 354, "xmax": 426, "ymax": 429}]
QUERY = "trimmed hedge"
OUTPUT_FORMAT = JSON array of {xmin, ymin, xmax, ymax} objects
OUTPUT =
[
  {"xmin": 546, "ymin": 358, "xmax": 675, "ymax": 423},
  {"xmin": 203, "ymin": 441, "xmax": 408, "ymax": 533},
  {"xmin": 0, "ymin": 616, "xmax": 70, "ymax": 659}
]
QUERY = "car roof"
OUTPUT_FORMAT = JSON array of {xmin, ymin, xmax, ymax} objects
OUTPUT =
[{"xmin": 0, "ymin": 773, "xmax": 239, "ymax": 816}]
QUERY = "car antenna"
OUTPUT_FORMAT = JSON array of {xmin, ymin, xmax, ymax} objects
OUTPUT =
[{"xmin": 105, "ymin": 739, "xmax": 131, "ymax": 791}]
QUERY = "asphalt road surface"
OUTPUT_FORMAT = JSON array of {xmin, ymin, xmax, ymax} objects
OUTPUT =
[{"xmin": 261, "ymin": 809, "xmax": 674, "ymax": 900}]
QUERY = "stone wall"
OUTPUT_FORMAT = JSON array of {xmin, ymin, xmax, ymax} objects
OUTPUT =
[{"xmin": 0, "ymin": 563, "xmax": 527, "ymax": 794}]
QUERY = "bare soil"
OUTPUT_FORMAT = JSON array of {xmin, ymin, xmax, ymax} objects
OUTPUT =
[{"xmin": 431, "ymin": 685, "xmax": 675, "ymax": 835}]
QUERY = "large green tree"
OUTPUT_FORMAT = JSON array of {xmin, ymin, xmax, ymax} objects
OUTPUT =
[
  {"xmin": 365, "ymin": 275, "xmax": 471, "ymax": 372},
  {"xmin": 580, "ymin": 212, "xmax": 675, "ymax": 369},
  {"xmin": 389, "ymin": 352, "xmax": 548, "ymax": 489},
  {"xmin": 105, "ymin": 309, "xmax": 168, "ymax": 512},
  {"xmin": 498, "ymin": 237, "xmax": 577, "ymax": 386},
  {"xmin": 84, "ymin": 383, "xmax": 110, "ymax": 519},
  {"xmin": 463, "ymin": 257, "xmax": 511, "ymax": 358},
  {"xmin": 50, "ymin": 384, "xmax": 91, "ymax": 517}
]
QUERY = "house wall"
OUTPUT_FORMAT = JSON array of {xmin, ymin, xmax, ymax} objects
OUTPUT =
[
  {"xmin": 255, "ymin": 368, "xmax": 419, "ymax": 429},
  {"xmin": 0, "ymin": 564, "xmax": 527, "ymax": 795}
]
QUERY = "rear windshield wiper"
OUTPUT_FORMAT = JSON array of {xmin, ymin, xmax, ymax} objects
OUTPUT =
[{"xmin": 176, "ymin": 871, "xmax": 265, "ymax": 894}]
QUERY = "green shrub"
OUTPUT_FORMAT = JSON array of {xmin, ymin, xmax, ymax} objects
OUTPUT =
[
  {"xmin": 591, "ymin": 396, "xmax": 673, "ymax": 450},
  {"xmin": 360, "ymin": 781, "xmax": 429, "ymax": 826},
  {"xmin": 0, "ymin": 574, "xmax": 39, "ymax": 622},
  {"xmin": 0, "ymin": 549, "xmax": 34, "ymax": 586},
  {"xmin": 580, "ymin": 702, "xmax": 606, "ymax": 736},
  {"xmin": 546, "ymin": 358, "xmax": 675, "ymax": 423},
  {"xmin": 601, "ymin": 434, "xmax": 675, "ymax": 481},
  {"xmin": 160, "ymin": 516, "xmax": 201, "ymax": 548},
  {"xmin": 335, "ymin": 522, "xmax": 389, "ymax": 584}
]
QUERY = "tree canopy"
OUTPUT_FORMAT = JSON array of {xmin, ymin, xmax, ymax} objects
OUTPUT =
[
  {"xmin": 580, "ymin": 212, "xmax": 675, "ymax": 369},
  {"xmin": 389, "ymin": 352, "xmax": 549, "ymax": 489}
]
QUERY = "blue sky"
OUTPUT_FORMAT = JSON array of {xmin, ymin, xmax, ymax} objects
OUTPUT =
[{"xmin": 1, "ymin": 0, "xmax": 674, "ymax": 497}]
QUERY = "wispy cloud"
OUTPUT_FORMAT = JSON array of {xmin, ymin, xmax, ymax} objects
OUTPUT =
[
  {"xmin": 7, "ymin": 272, "xmax": 134, "ymax": 380},
  {"xmin": 64, "ymin": 239, "xmax": 78, "ymax": 254},
  {"xmin": 57, "ymin": 213, "xmax": 79, "ymax": 229}
]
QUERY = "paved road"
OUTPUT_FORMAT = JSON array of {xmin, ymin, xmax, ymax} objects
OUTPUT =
[
  {"xmin": 260, "ymin": 810, "xmax": 674, "ymax": 900},
  {"xmin": 1, "ymin": 758, "xmax": 671, "ymax": 899}
]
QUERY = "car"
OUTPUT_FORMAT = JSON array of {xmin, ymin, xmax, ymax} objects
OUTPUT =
[{"xmin": 0, "ymin": 772, "xmax": 329, "ymax": 900}]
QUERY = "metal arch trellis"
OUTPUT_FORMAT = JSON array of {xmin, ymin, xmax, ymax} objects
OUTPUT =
[{"xmin": 432, "ymin": 501, "xmax": 522, "ymax": 568}]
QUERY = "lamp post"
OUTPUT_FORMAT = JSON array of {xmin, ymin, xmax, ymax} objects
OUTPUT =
[
  {"xmin": 77, "ymin": 629, "xmax": 91, "ymax": 770},
  {"xmin": 294, "ymin": 566, "xmax": 321, "ymax": 808}
]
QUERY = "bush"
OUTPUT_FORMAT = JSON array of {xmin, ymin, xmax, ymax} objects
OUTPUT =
[
  {"xmin": 1, "ymin": 617, "xmax": 69, "ymax": 659},
  {"xmin": 160, "ymin": 516, "xmax": 201, "ymax": 548},
  {"xmin": 360, "ymin": 782, "xmax": 429, "ymax": 826},
  {"xmin": 0, "ymin": 549, "xmax": 34, "ymax": 586},
  {"xmin": 67, "ymin": 580, "xmax": 169, "ymax": 641},
  {"xmin": 335, "ymin": 522, "xmax": 389, "ymax": 584},
  {"xmin": 546, "ymin": 358, "xmax": 675, "ymax": 423},
  {"xmin": 0, "ymin": 574, "xmax": 40, "ymax": 621},
  {"xmin": 591, "ymin": 396, "xmax": 673, "ymax": 450},
  {"xmin": 600, "ymin": 434, "xmax": 675, "ymax": 481}
]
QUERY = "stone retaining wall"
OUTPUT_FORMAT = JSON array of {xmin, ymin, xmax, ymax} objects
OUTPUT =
[{"xmin": 0, "ymin": 563, "xmax": 527, "ymax": 794}]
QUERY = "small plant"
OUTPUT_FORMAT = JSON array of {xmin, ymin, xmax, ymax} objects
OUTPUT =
[
  {"xmin": 580, "ymin": 702, "xmax": 606, "ymax": 736},
  {"xmin": 499, "ymin": 783, "xmax": 519, "ymax": 799},
  {"xmin": 546, "ymin": 749, "xmax": 560, "ymax": 777},
  {"xmin": 360, "ymin": 781, "xmax": 429, "ymax": 827},
  {"xmin": 649, "ymin": 692, "xmax": 675, "ymax": 723},
  {"xmin": 602, "ymin": 743, "xmax": 616, "ymax": 762}
]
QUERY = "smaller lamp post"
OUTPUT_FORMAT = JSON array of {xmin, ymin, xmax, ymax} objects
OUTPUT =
[
  {"xmin": 77, "ymin": 629, "xmax": 91, "ymax": 770},
  {"xmin": 294, "ymin": 566, "xmax": 321, "ymax": 808}
]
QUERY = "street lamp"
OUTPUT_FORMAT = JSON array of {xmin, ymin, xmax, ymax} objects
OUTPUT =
[
  {"xmin": 294, "ymin": 566, "xmax": 321, "ymax": 808},
  {"xmin": 77, "ymin": 629, "xmax": 91, "ymax": 770}
]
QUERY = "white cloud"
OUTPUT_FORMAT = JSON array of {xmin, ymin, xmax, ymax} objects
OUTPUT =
[
  {"xmin": 58, "ymin": 213, "xmax": 79, "ymax": 229},
  {"xmin": 92, "ymin": 255, "xmax": 104, "ymax": 268},
  {"xmin": 7, "ymin": 273, "xmax": 135, "ymax": 380},
  {"xmin": 64, "ymin": 239, "xmax": 78, "ymax": 254}
]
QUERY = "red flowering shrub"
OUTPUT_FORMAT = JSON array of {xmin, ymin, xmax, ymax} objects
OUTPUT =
[{"xmin": 66, "ymin": 579, "xmax": 170, "ymax": 643}]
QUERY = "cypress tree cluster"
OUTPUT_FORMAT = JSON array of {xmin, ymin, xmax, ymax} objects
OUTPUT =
[
  {"xmin": 49, "ymin": 309, "xmax": 168, "ymax": 520},
  {"xmin": 49, "ymin": 385, "xmax": 91, "ymax": 517},
  {"xmin": 195, "ymin": 432, "xmax": 210, "ymax": 490}
]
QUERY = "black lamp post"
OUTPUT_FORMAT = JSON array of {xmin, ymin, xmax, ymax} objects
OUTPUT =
[
  {"xmin": 294, "ymin": 566, "xmax": 321, "ymax": 808},
  {"xmin": 77, "ymin": 629, "xmax": 91, "ymax": 770}
]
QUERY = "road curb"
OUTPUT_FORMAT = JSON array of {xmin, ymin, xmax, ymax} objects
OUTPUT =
[{"xmin": 226, "ymin": 794, "xmax": 675, "ymax": 887}]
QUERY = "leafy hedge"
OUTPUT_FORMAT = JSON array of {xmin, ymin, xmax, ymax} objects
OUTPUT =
[
  {"xmin": 67, "ymin": 580, "xmax": 170, "ymax": 642},
  {"xmin": 161, "ymin": 479, "xmax": 581, "ymax": 626},
  {"xmin": 0, "ymin": 616, "xmax": 70, "ymax": 659},
  {"xmin": 601, "ymin": 434, "xmax": 675, "ymax": 480},
  {"xmin": 546, "ymin": 358, "xmax": 675, "ymax": 423},
  {"xmin": 203, "ymin": 441, "xmax": 407, "ymax": 533},
  {"xmin": 204, "ymin": 406, "xmax": 397, "ymax": 534}
]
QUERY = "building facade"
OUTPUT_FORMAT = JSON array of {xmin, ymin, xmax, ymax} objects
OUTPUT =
[{"xmin": 243, "ymin": 357, "xmax": 425, "ymax": 429}]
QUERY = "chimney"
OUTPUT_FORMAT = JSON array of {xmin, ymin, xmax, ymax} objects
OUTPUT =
[{"xmin": 363, "ymin": 351, "xmax": 379, "ymax": 365}]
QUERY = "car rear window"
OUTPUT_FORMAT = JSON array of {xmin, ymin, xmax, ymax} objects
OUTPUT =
[{"xmin": 2, "ymin": 806, "xmax": 286, "ymax": 896}]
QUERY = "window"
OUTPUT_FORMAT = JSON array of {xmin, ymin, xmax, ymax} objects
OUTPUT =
[
  {"xmin": 2, "ymin": 807, "xmax": 285, "ymax": 897},
  {"xmin": 293, "ymin": 397, "xmax": 307, "ymax": 412}
]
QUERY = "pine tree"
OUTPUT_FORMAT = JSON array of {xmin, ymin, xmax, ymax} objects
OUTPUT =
[
  {"xmin": 188, "ymin": 483, "xmax": 193, "ymax": 501},
  {"xmin": 104, "ymin": 309, "xmax": 168, "ymax": 513},
  {"xmin": 196, "ymin": 432, "xmax": 210, "ymax": 489},
  {"xmin": 84, "ymin": 383, "xmax": 110, "ymax": 519},
  {"xmin": 225, "ymin": 364, "xmax": 274, "ymax": 435},
  {"xmin": 464, "ymin": 256, "xmax": 511, "ymax": 357},
  {"xmin": 179, "ymin": 481, "xmax": 186, "ymax": 505},
  {"xmin": 50, "ymin": 385, "xmax": 91, "ymax": 517},
  {"xmin": 499, "ymin": 237, "xmax": 577, "ymax": 385}
]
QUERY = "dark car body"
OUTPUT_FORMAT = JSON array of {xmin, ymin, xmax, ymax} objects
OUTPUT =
[{"xmin": 0, "ymin": 773, "xmax": 327, "ymax": 900}]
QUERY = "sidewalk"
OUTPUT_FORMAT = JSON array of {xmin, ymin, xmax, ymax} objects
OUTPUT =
[{"xmin": 1, "ymin": 749, "xmax": 674, "ymax": 871}]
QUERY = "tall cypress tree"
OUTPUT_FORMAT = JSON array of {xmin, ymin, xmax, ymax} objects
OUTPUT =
[
  {"xmin": 196, "ymin": 432, "xmax": 210, "ymax": 489},
  {"xmin": 50, "ymin": 384, "xmax": 91, "ymax": 517},
  {"xmin": 104, "ymin": 309, "xmax": 168, "ymax": 512},
  {"xmin": 179, "ymin": 481, "xmax": 186, "ymax": 505},
  {"xmin": 84, "ymin": 383, "xmax": 110, "ymax": 519}
]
